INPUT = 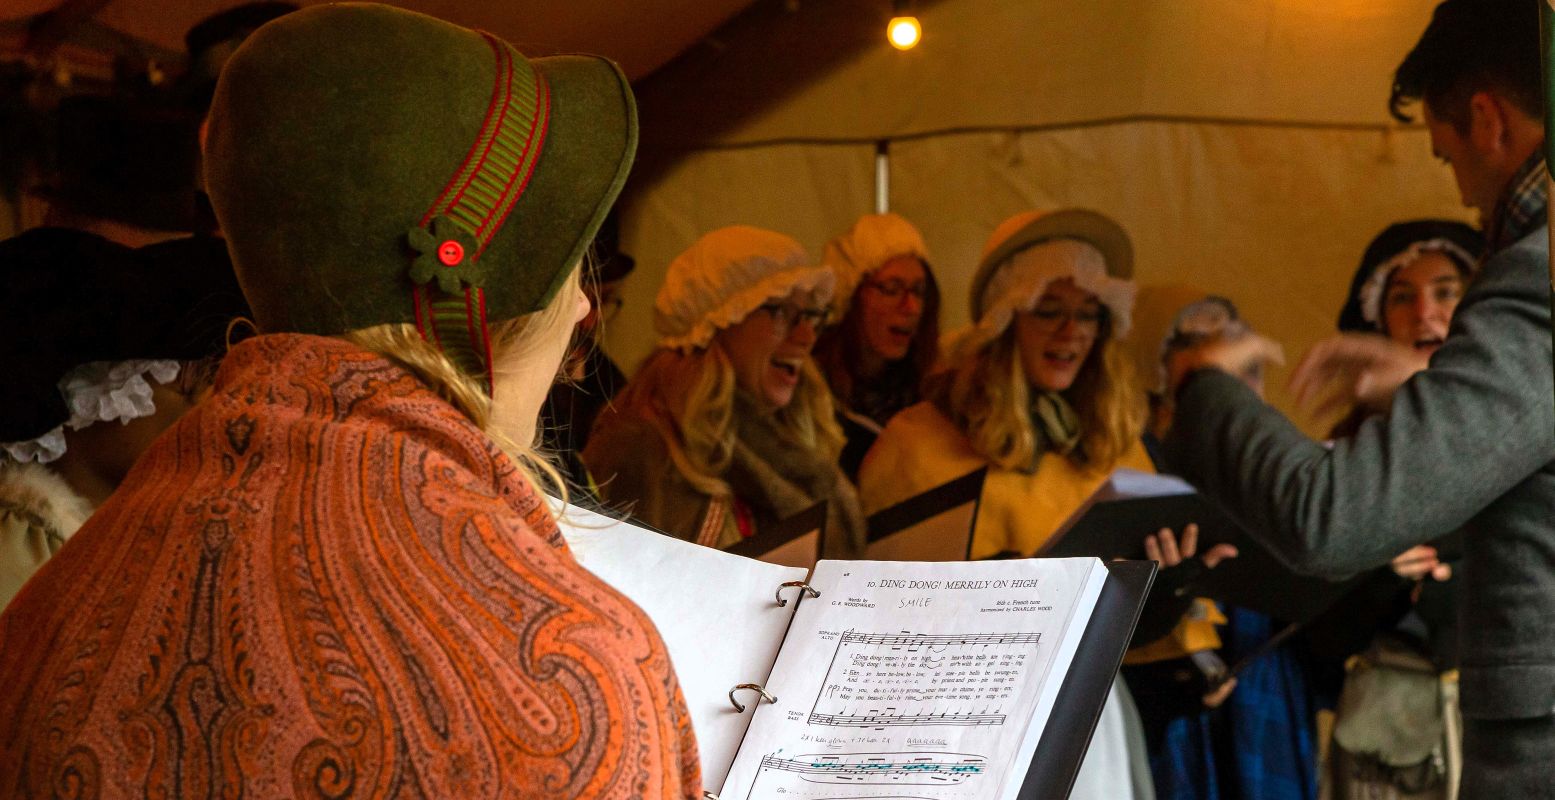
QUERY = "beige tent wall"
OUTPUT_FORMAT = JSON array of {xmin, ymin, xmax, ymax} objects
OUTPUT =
[
  {"xmin": 612, "ymin": 143, "xmax": 878, "ymax": 370},
  {"xmin": 611, "ymin": 124, "xmax": 1464, "ymax": 432},
  {"xmin": 609, "ymin": 0, "xmax": 1469, "ymax": 435}
]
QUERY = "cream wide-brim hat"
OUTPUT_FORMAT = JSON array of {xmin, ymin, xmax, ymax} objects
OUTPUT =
[{"xmin": 946, "ymin": 209, "xmax": 1136, "ymax": 361}]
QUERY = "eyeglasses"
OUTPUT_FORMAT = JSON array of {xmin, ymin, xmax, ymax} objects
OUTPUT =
[
  {"xmin": 863, "ymin": 278, "xmax": 928, "ymax": 302},
  {"xmin": 757, "ymin": 302, "xmax": 831, "ymax": 332},
  {"xmin": 1022, "ymin": 304, "xmax": 1105, "ymax": 332}
]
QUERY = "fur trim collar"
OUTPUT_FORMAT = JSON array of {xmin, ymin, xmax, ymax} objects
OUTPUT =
[{"xmin": 0, "ymin": 463, "xmax": 94, "ymax": 542}]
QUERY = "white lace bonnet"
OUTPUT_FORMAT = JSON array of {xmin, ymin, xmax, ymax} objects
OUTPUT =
[{"xmin": 654, "ymin": 225, "xmax": 836, "ymax": 351}]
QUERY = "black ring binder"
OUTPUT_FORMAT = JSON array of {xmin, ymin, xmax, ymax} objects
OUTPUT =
[
  {"xmin": 727, "ymin": 683, "xmax": 777, "ymax": 713},
  {"xmin": 775, "ymin": 581, "xmax": 819, "ymax": 607}
]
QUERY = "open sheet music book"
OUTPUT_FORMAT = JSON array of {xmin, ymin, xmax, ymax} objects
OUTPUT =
[{"xmin": 553, "ymin": 501, "xmax": 1111, "ymax": 800}]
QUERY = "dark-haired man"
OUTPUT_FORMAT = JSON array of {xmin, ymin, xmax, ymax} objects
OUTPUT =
[{"xmin": 1163, "ymin": 0, "xmax": 1554, "ymax": 795}]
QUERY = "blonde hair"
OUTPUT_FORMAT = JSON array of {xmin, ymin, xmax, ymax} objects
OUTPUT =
[
  {"xmin": 343, "ymin": 269, "xmax": 583, "ymax": 501},
  {"xmin": 609, "ymin": 343, "xmax": 845, "ymax": 497},
  {"xmin": 929, "ymin": 315, "xmax": 1145, "ymax": 472}
]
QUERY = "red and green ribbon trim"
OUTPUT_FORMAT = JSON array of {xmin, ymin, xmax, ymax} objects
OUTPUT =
[{"xmin": 409, "ymin": 32, "xmax": 551, "ymax": 393}]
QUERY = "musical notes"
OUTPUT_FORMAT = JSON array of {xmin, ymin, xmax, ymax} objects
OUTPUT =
[
  {"xmin": 839, "ymin": 631, "xmax": 1042, "ymax": 648},
  {"xmin": 809, "ymin": 711, "xmax": 1006, "ymax": 727},
  {"xmin": 718, "ymin": 558, "xmax": 1113, "ymax": 800},
  {"xmin": 806, "ymin": 627, "xmax": 1039, "ymax": 731},
  {"xmin": 757, "ymin": 752, "xmax": 987, "ymax": 785}
]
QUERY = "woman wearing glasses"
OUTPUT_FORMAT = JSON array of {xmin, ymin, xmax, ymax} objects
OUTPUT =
[
  {"xmin": 584, "ymin": 225, "xmax": 868, "ymax": 556},
  {"xmin": 858, "ymin": 210, "xmax": 1238, "ymax": 798},
  {"xmin": 858, "ymin": 209, "xmax": 1158, "ymax": 560},
  {"xmin": 812, "ymin": 213, "xmax": 941, "ymax": 479}
]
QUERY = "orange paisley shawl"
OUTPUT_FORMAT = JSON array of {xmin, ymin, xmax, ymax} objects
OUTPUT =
[{"xmin": 0, "ymin": 334, "xmax": 701, "ymax": 798}]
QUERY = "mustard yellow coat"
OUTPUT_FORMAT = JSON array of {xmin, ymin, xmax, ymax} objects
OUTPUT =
[
  {"xmin": 859, "ymin": 401, "xmax": 1219, "ymax": 662},
  {"xmin": 858, "ymin": 401, "xmax": 1154, "ymax": 560}
]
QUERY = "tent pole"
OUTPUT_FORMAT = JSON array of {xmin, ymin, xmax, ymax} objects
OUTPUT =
[{"xmin": 874, "ymin": 139, "xmax": 890, "ymax": 213}]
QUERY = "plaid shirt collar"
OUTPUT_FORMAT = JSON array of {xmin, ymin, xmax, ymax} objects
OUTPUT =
[{"xmin": 1487, "ymin": 149, "xmax": 1550, "ymax": 253}]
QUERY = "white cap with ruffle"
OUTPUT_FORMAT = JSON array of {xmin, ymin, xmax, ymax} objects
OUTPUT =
[
  {"xmin": 1355, "ymin": 237, "xmax": 1476, "ymax": 326},
  {"xmin": 821, "ymin": 213, "xmax": 929, "ymax": 316},
  {"xmin": 0, "ymin": 359, "xmax": 181, "ymax": 464},
  {"xmin": 654, "ymin": 225, "xmax": 836, "ymax": 351}
]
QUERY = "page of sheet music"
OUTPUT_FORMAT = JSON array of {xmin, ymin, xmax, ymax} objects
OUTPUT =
[
  {"xmin": 718, "ymin": 557, "xmax": 1109, "ymax": 800},
  {"xmin": 553, "ymin": 501, "xmax": 808, "ymax": 791}
]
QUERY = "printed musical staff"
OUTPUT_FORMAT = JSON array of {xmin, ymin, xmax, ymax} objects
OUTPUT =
[
  {"xmin": 807, "ymin": 627, "xmax": 1042, "ymax": 731},
  {"xmin": 809, "ymin": 710, "xmax": 1006, "ymax": 727},
  {"xmin": 839, "ymin": 631, "xmax": 1042, "ymax": 648},
  {"xmin": 758, "ymin": 752, "xmax": 987, "ymax": 784}
]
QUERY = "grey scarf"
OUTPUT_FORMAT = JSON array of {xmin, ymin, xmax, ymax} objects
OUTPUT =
[{"xmin": 726, "ymin": 392, "xmax": 868, "ymax": 558}]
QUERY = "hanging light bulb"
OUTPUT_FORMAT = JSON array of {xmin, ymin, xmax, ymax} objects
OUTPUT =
[
  {"xmin": 888, "ymin": 16, "xmax": 921, "ymax": 50},
  {"xmin": 888, "ymin": 0, "xmax": 920, "ymax": 50}
]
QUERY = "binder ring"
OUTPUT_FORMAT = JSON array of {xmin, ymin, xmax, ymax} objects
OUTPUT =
[
  {"xmin": 728, "ymin": 683, "xmax": 777, "ymax": 713},
  {"xmin": 775, "ymin": 581, "xmax": 819, "ymax": 607}
]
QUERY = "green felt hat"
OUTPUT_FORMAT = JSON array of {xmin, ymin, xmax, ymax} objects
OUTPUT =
[{"xmin": 205, "ymin": 3, "xmax": 637, "ymax": 381}]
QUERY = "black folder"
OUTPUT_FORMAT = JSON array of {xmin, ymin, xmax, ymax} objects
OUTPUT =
[
  {"xmin": 725, "ymin": 501, "xmax": 826, "ymax": 570},
  {"xmin": 863, "ymin": 468, "xmax": 986, "ymax": 561},
  {"xmin": 1019, "ymin": 560, "xmax": 1157, "ymax": 799},
  {"xmin": 1036, "ymin": 475, "xmax": 1362, "ymax": 624}
]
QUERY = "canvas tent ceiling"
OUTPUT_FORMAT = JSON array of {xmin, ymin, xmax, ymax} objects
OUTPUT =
[
  {"xmin": 636, "ymin": 0, "xmax": 1454, "ymax": 146},
  {"xmin": 1, "ymin": 0, "xmax": 754, "ymax": 80}
]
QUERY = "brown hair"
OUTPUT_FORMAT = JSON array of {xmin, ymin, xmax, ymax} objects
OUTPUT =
[{"xmin": 813, "ymin": 259, "xmax": 941, "ymax": 417}]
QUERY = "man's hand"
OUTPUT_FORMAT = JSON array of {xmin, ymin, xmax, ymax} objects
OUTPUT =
[
  {"xmin": 1289, "ymin": 333, "xmax": 1431, "ymax": 418},
  {"xmin": 1166, "ymin": 334, "xmax": 1286, "ymax": 400}
]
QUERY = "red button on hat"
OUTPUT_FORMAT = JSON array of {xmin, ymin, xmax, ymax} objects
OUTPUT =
[{"xmin": 438, "ymin": 240, "xmax": 465, "ymax": 266}]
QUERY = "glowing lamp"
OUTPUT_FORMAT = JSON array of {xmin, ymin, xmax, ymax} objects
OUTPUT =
[{"xmin": 888, "ymin": 15, "xmax": 921, "ymax": 50}]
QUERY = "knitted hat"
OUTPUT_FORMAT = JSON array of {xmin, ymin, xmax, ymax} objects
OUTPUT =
[
  {"xmin": 0, "ymin": 229, "xmax": 251, "ymax": 444},
  {"xmin": 952, "ymin": 209, "xmax": 1136, "ymax": 358},
  {"xmin": 205, "ymin": 3, "xmax": 637, "ymax": 386},
  {"xmin": 1130, "ymin": 284, "xmax": 1216, "ymax": 394},
  {"xmin": 1153, "ymin": 293, "xmax": 1252, "ymax": 395},
  {"xmin": 821, "ymin": 213, "xmax": 930, "ymax": 316},
  {"xmin": 654, "ymin": 225, "xmax": 835, "ymax": 351},
  {"xmin": 1338, "ymin": 220, "xmax": 1482, "ymax": 332}
]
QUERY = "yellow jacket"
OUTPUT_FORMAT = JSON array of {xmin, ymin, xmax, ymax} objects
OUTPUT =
[
  {"xmin": 858, "ymin": 401, "xmax": 1155, "ymax": 559},
  {"xmin": 858, "ymin": 401, "xmax": 1218, "ymax": 662}
]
